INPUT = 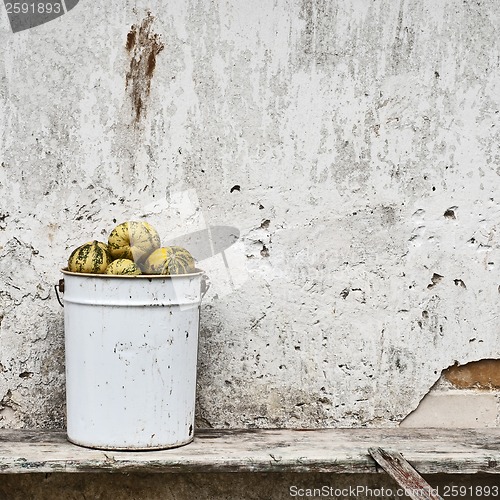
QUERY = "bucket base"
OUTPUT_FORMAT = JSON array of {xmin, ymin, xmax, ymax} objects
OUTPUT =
[{"xmin": 66, "ymin": 435, "xmax": 194, "ymax": 451}]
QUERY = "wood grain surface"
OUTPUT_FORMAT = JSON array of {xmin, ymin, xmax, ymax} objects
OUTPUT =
[{"xmin": 0, "ymin": 428, "xmax": 498, "ymax": 475}]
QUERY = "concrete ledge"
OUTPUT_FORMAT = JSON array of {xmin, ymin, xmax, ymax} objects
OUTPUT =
[{"xmin": 0, "ymin": 428, "xmax": 498, "ymax": 475}]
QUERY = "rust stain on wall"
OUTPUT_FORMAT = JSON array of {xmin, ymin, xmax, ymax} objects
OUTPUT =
[
  {"xmin": 125, "ymin": 13, "xmax": 164, "ymax": 123},
  {"xmin": 443, "ymin": 359, "xmax": 500, "ymax": 390}
]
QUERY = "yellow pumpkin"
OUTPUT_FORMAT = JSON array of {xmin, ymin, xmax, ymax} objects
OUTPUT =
[
  {"xmin": 108, "ymin": 221, "xmax": 161, "ymax": 264},
  {"xmin": 105, "ymin": 259, "xmax": 142, "ymax": 275},
  {"xmin": 67, "ymin": 240, "xmax": 112, "ymax": 274},
  {"xmin": 143, "ymin": 246, "xmax": 196, "ymax": 275}
]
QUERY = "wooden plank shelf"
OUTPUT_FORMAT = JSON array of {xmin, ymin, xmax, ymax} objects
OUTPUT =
[{"xmin": 0, "ymin": 428, "xmax": 498, "ymax": 475}]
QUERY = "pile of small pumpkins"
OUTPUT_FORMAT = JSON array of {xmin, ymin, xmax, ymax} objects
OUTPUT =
[{"xmin": 66, "ymin": 221, "xmax": 195, "ymax": 276}]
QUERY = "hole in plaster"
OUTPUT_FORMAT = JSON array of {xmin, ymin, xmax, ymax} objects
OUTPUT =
[
  {"xmin": 453, "ymin": 279, "xmax": 467, "ymax": 289},
  {"xmin": 444, "ymin": 208, "xmax": 457, "ymax": 219},
  {"xmin": 427, "ymin": 273, "xmax": 444, "ymax": 289},
  {"xmin": 230, "ymin": 185, "xmax": 241, "ymax": 193},
  {"xmin": 0, "ymin": 212, "xmax": 9, "ymax": 229}
]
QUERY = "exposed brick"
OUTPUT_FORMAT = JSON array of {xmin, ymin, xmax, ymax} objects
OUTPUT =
[{"xmin": 443, "ymin": 359, "xmax": 500, "ymax": 390}]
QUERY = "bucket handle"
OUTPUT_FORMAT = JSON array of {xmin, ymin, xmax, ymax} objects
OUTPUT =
[
  {"xmin": 201, "ymin": 274, "xmax": 210, "ymax": 300},
  {"xmin": 55, "ymin": 279, "xmax": 64, "ymax": 307}
]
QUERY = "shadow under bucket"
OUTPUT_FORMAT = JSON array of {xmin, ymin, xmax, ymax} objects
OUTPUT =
[{"xmin": 58, "ymin": 269, "xmax": 205, "ymax": 451}]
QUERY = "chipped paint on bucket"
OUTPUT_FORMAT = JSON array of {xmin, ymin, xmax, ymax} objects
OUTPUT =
[{"xmin": 61, "ymin": 269, "xmax": 203, "ymax": 450}]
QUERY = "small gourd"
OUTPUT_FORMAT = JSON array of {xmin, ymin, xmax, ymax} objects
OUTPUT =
[
  {"xmin": 108, "ymin": 221, "xmax": 161, "ymax": 264},
  {"xmin": 67, "ymin": 240, "xmax": 112, "ymax": 274},
  {"xmin": 105, "ymin": 259, "xmax": 142, "ymax": 275},
  {"xmin": 143, "ymin": 246, "xmax": 196, "ymax": 275}
]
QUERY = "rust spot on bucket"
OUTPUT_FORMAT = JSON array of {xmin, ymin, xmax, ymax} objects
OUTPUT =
[{"xmin": 125, "ymin": 12, "xmax": 164, "ymax": 123}]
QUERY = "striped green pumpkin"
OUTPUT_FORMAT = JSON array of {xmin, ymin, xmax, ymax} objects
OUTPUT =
[
  {"xmin": 105, "ymin": 259, "xmax": 142, "ymax": 275},
  {"xmin": 108, "ymin": 221, "xmax": 161, "ymax": 264},
  {"xmin": 67, "ymin": 240, "xmax": 111, "ymax": 274},
  {"xmin": 143, "ymin": 246, "xmax": 196, "ymax": 275}
]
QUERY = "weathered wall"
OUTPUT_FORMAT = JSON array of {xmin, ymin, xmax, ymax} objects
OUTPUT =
[{"xmin": 0, "ymin": 0, "xmax": 499, "ymax": 429}]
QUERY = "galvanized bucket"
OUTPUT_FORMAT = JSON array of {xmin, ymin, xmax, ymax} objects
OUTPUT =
[{"xmin": 57, "ymin": 269, "xmax": 205, "ymax": 450}]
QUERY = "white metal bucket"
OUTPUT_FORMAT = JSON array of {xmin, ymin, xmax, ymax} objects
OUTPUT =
[{"xmin": 59, "ymin": 269, "xmax": 204, "ymax": 450}]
